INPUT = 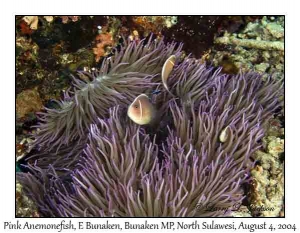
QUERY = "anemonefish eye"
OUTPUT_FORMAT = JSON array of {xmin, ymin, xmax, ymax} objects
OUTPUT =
[{"xmin": 134, "ymin": 104, "xmax": 139, "ymax": 108}]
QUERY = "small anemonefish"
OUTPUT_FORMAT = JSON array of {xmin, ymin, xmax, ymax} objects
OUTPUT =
[
  {"xmin": 219, "ymin": 126, "xmax": 229, "ymax": 143},
  {"xmin": 127, "ymin": 94, "xmax": 156, "ymax": 125},
  {"xmin": 162, "ymin": 55, "xmax": 176, "ymax": 92}
]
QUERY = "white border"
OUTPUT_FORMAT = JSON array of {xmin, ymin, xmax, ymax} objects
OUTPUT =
[{"xmin": 1, "ymin": 1, "xmax": 299, "ymax": 233}]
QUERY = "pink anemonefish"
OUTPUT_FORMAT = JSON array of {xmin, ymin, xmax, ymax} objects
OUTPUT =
[{"xmin": 127, "ymin": 94, "xmax": 156, "ymax": 125}]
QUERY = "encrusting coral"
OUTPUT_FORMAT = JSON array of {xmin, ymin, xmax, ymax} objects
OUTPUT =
[{"xmin": 17, "ymin": 36, "xmax": 283, "ymax": 217}]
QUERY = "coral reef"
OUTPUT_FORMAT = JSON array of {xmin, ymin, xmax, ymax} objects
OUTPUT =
[
  {"xmin": 16, "ymin": 181, "xmax": 40, "ymax": 217},
  {"xmin": 249, "ymin": 118, "xmax": 284, "ymax": 217},
  {"xmin": 211, "ymin": 16, "xmax": 284, "ymax": 79},
  {"xmin": 132, "ymin": 16, "xmax": 178, "ymax": 36},
  {"xmin": 22, "ymin": 16, "xmax": 80, "ymax": 29},
  {"xmin": 17, "ymin": 36, "xmax": 283, "ymax": 217}
]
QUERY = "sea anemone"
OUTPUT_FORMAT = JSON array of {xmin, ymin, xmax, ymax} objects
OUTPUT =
[
  {"xmin": 17, "ymin": 36, "xmax": 283, "ymax": 217},
  {"xmin": 33, "ymin": 37, "xmax": 183, "ymax": 153},
  {"xmin": 18, "ymin": 107, "xmax": 247, "ymax": 217},
  {"xmin": 18, "ymin": 106, "xmax": 159, "ymax": 216}
]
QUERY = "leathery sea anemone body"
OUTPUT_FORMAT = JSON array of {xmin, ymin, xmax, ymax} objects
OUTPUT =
[{"xmin": 17, "ymin": 36, "xmax": 283, "ymax": 217}]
